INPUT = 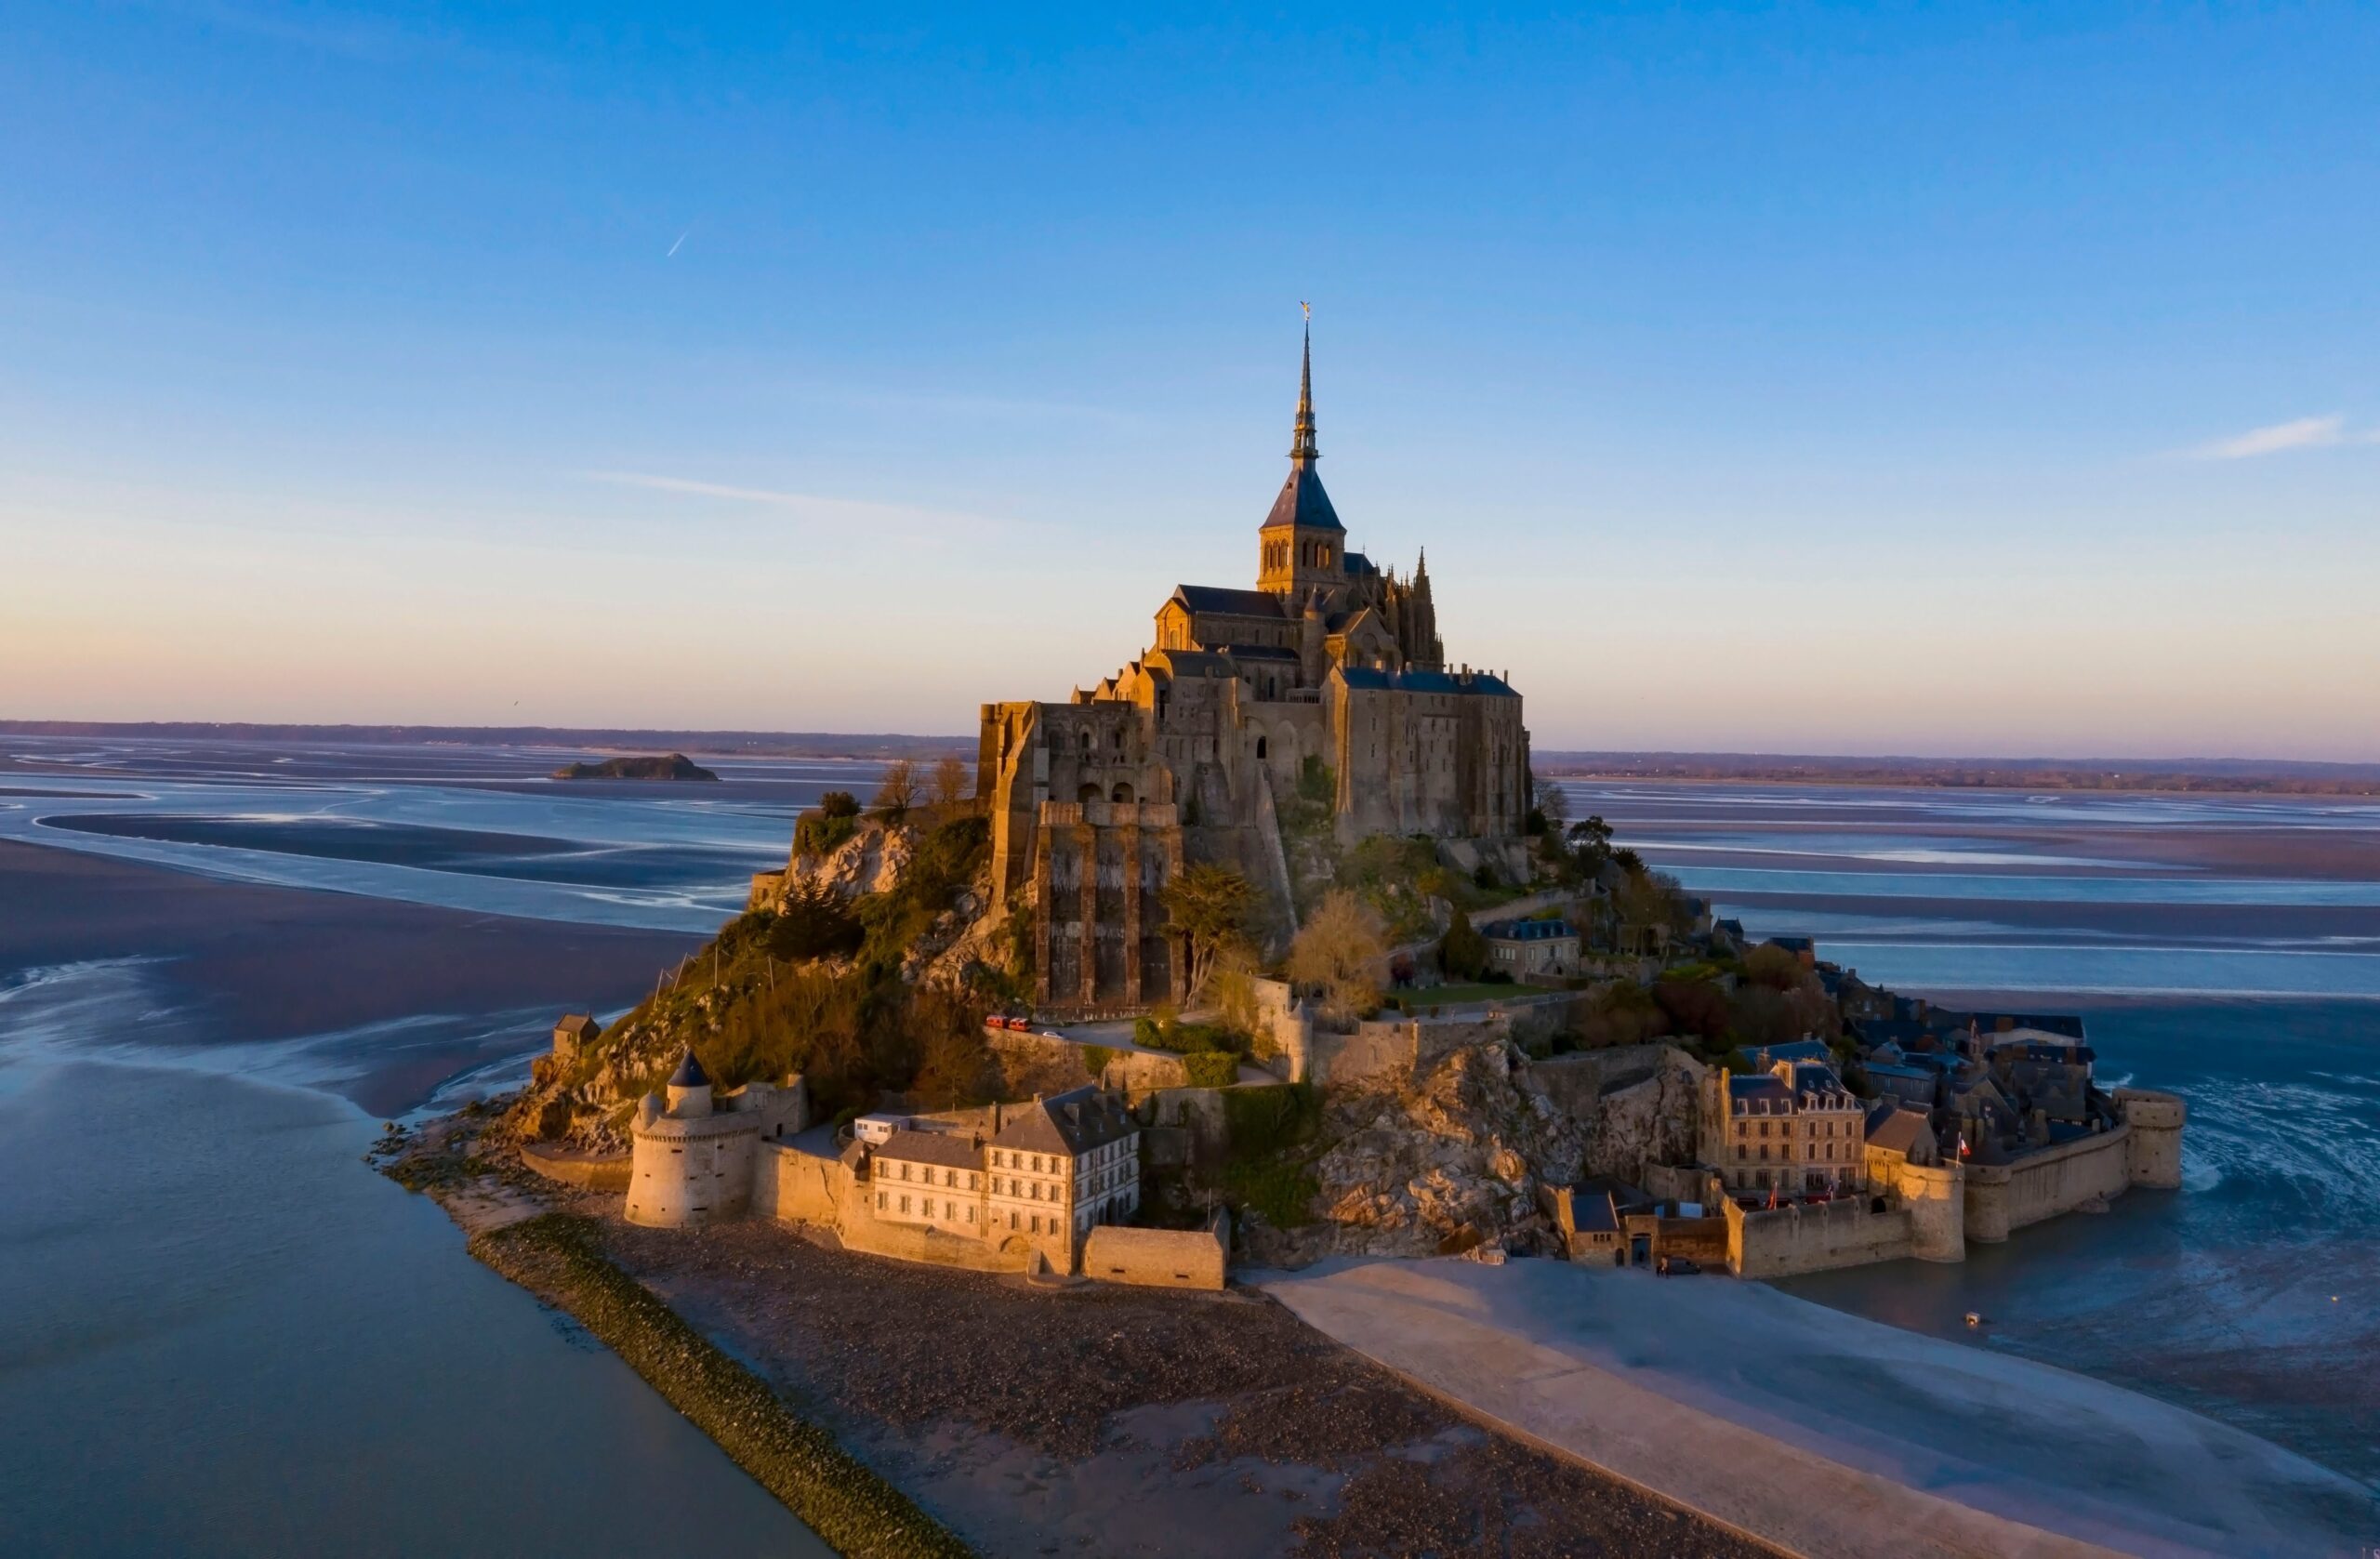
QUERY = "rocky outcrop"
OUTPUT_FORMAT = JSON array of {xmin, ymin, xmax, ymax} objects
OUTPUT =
[
  {"xmin": 1239, "ymin": 1039, "xmax": 1591, "ymax": 1268},
  {"xmin": 1580, "ymin": 1049, "xmax": 1704, "ymax": 1185}
]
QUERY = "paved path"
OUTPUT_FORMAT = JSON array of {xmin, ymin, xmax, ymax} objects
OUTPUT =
[{"xmin": 1260, "ymin": 1258, "xmax": 2375, "ymax": 1559}]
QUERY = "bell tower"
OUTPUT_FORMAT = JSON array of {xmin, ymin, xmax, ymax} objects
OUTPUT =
[{"xmin": 1258, "ymin": 314, "xmax": 1346, "ymax": 597}]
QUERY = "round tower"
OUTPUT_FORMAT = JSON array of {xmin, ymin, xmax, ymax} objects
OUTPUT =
[
  {"xmin": 2116, "ymin": 1088, "xmax": 2187, "ymax": 1190},
  {"xmin": 625, "ymin": 1047, "xmax": 759, "ymax": 1228}
]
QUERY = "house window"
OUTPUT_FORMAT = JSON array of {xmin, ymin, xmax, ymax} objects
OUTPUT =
[
  {"xmin": 966, "ymin": 1207, "xmax": 975, "ymax": 1223},
  {"xmin": 1008, "ymin": 1211, "xmax": 1018, "ymax": 1230},
  {"xmin": 900, "ymin": 1195, "xmax": 911, "ymax": 1213},
  {"xmin": 877, "ymin": 1191, "xmax": 886, "ymax": 1209}
]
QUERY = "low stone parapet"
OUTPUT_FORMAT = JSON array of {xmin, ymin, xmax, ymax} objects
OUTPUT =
[{"xmin": 518, "ymin": 1143, "xmax": 631, "ymax": 1192}]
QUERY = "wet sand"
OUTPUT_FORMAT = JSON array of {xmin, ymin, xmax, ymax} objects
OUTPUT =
[
  {"xmin": 0, "ymin": 839, "xmax": 696, "ymax": 1114},
  {"xmin": 1263, "ymin": 1258, "xmax": 2377, "ymax": 1558},
  {"xmin": 586, "ymin": 1209, "xmax": 1774, "ymax": 1559}
]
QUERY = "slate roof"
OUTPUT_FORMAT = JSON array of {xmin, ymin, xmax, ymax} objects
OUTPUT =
[
  {"xmin": 1171, "ymin": 584, "xmax": 1289, "ymax": 618},
  {"xmin": 556, "ymin": 1012, "xmax": 598, "ymax": 1036},
  {"xmin": 1214, "ymin": 642, "xmax": 1302, "ymax": 662},
  {"xmin": 875, "ymin": 1128, "xmax": 984, "ymax": 1172},
  {"xmin": 1334, "ymin": 667, "xmax": 1520, "ymax": 697},
  {"xmin": 1739, "ymin": 1039, "xmax": 1832, "ymax": 1068},
  {"xmin": 1571, "ymin": 1189, "xmax": 1621, "ymax": 1235},
  {"xmin": 668, "ymin": 1048, "xmax": 708, "ymax": 1088},
  {"xmin": 1485, "ymin": 918, "xmax": 1576, "ymax": 942},
  {"xmin": 993, "ymin": 1086, "xmax": 1138, "ymax": 1157},
  {"xmin": 1864, "ymin": 1104, "xmax": 1932, "ymax": 1157},
  {"xmin": 1262, "ymin": 462, "xmax": 1344, "ymax": 533},
  {"xmin": 1727, "ymin": 1073, "xmax": 1793, "ymax": 1114}
]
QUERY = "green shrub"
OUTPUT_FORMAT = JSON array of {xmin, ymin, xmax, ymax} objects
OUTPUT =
[
  {"xmin": 1219, "ymin": 1158, "xmax": 1319, "ymax": 1227},
  {"xmin": 1222, "ymin": 1083, "xmax": 1319, "ymax": 1158},
  {"xmin": 1181, "ymin": 1050, "xmax": 1239, "ymax": 1089},
  {"xmin": 793, "ymin": 810, "xmax": 859, "ymax": 858},
  {"xmin": 818, "ymin": 790, "xmax": 861, "ymax": 819}
]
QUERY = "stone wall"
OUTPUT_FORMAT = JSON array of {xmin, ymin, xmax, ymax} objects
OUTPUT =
[
  {"xmin": 1527, "ymin": 1042, "xmax": 1676, "ymax": 1117},
  {"xmin": 1726, "ymin": 1195, "xmax": 1916, "ymax": 1278},
  {"xmin": 1081, "ymin": 1213, "xmax": 1230, "ymax": 1290},
  {"xmin": 517, "ymin": 1143, "xmax": 630, "ymax": 1192},
  {"xmin": 752, "ymin": 1143, "xmax": 851, "ymax": 1225},
  {"xmin": 1964, "ymin": 1124, "xmax": 2133, "ymax": 1244},
  {"xmin": 1312, "ymin": 1012, "xmax": 1508, "ymax": 1090}
]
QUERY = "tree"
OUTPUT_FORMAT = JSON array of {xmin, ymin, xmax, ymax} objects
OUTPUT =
[
  {"xmin": 873, "ymin": 760, "xmax": 917, "ymax": 819},
  {"xmin": 1535, "ymin": 775, "xmax": 1570, "ymax": 831},
  {"xmin": 1161, "ymin": 862, "xmax": 1256, "ymax": 997},
  {"xmin": 767, "ymin": 880, "xmax": 865, "ymax": 961},
  {"xmin": 1567, "ymin": 814, "xmax": 1613, "ymax": 865},
  {"xmin": 1288, "ymin": 889, "xmax": 1389, "ymax": 1027},
  {"xmin": 1438, "ymin": 906, "xmax": 1488, "ymax": 982},
  {"xmin": 1614, "ymin": 865, "xmax": 1680, "ymax": 955},
  {"xmin": 931, "ymin": 756, "xmax": 972, "ymax": 810},
  {"xmin": 818, "ymin": 790, "xmax": 861, "ymax": 819}
]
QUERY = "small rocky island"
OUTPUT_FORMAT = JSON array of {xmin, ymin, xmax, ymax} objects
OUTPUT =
[{"xmin": 549, "ymin": 752, "xmax": 720, "ymax": 782}]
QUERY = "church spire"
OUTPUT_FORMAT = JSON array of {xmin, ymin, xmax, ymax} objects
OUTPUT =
[{"xmin": 1289, "ymin": 305, "xmax": 1318, "ymax": 464}]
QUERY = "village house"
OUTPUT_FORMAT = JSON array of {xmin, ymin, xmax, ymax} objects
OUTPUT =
[
  {"xmin": 1697, "ymin": 1058, "xmax": 1867, "ymax": 1196},
  {"xmin": 1480, "ymin": 915, "xmax": 1580, "ymax": 979},
  {"xmin": 849, "ymin": 1086, "xmax": 1144, "ymax": 1272}
]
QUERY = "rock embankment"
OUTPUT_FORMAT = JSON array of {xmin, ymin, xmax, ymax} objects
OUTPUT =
[{"xmin": 473, "ymin": 1214, "xmax": 970, "ymax": 1559}]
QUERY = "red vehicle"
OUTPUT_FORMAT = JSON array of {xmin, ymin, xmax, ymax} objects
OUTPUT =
[{"xmin": 1005, "ymin": 1015, "xmax": 1033, "ymax": 1032}]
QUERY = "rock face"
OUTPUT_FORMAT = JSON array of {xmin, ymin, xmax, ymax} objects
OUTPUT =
[
  {"xmin": 759, "ymin": 816, "xmax": 918, "ymax": 904},
  {"xmin": 1240, "ymin": 1039, "xmax": 1593, "ymax": 1268},
  {"xmin": 1580, "ymin": 1049, "xmax": 1704, "ymax": 1185}
]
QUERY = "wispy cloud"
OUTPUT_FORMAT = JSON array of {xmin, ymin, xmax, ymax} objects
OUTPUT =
[
  {"xmin": 583, "ymin": 470, "xmax": 1019, "ymax": 541},
  {"xmin": 2187, "ymin": 414, "xmax": 2372, "ymax": 460}
]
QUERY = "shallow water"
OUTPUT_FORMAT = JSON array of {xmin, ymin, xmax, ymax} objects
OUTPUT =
[
  {"xmin": 0, "ymin": 1041, "xmax": 827, "ymax": 1557},
  {"xmin": 1554, "ymin": 779, "xmax": 2380, "ymax": 1488},
  {"xmin": 0, "ymin": 738, "xmax": 842, "ymax": 1556}
]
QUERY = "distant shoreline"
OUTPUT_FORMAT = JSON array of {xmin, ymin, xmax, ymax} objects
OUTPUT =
[{"xmin": 8, "ymin": 720, "xmax": 2378, "ymax": 794}]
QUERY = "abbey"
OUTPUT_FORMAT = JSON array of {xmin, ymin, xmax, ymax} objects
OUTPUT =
[{"xmin": 978, "ymin": 329, "xmax": 1531, "ymax": 1014}]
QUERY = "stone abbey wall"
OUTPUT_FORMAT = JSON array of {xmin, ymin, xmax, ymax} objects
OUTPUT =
[{"xmin": 1032, "ymin": 799, "xmax": 1184, "ymax": 1014}]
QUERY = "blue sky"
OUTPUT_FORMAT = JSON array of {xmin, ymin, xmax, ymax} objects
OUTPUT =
[{"xmin": 3, "ymin": 3, "xmax": 2375, "ymax": 756}]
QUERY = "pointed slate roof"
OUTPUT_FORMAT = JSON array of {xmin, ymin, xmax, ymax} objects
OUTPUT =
[
  {"xmin": 668, "ymin": 1048, "xmax": 708, "ymax": 1089},
  {"xmin": 1262, "ymin": 323, "xmax": 1344, "ymax": 534}
]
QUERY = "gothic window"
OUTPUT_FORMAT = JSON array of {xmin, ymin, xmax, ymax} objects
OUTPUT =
[
  {"xmin": 1079, "ymin": 783, "xmax": 1102, "ymax": 801},
  {"xmin": 1110, "ymin": 782, "xmax": 1134, "ymax": 803},
  {"xmin": 1256, "ymin": 736, "xmax": 1267, "ymax": 760},
  {"xmin": 1079, "ymin": 730, "xmax": 1091, "ymax": 753}
]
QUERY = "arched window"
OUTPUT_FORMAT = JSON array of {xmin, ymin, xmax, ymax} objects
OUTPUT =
[
  {"xmin": 1110, "ymin": 782, "xmax": 1134, "ymax": 803},
  {"xmin": 1078, "ymin": 730, "xmax": 1091, "ymax": 753},
  {"xmin": 1078, "ymin": 783, "xmax": 1102, "ymax": 802},
  {"xmin": 1112, "ymin": 729, "xmax": 1124, "ymax": 752},
  {"xmin": 1256, "ymin": 736, "xmax": 1268, "ymax": 760}
]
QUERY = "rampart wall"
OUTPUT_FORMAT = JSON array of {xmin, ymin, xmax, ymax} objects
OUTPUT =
[
  {"xmin": 1726, "ymin": 1195, "xmax": 1915, "ymax": 1278},
  {"xmin": 1964, "ymin": 1124, "xmax": 2132, "ymax": 1244}
]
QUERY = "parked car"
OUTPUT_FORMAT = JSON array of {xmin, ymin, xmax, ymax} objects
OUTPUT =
[{"xmin": 1656, "ymin": 1256, "xmax": 1701, "ymax": 1276}]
